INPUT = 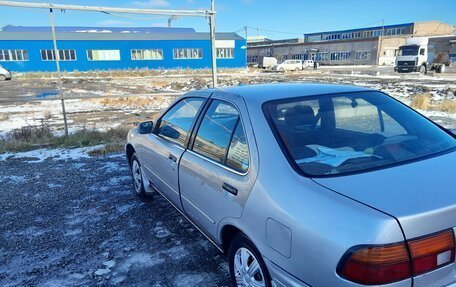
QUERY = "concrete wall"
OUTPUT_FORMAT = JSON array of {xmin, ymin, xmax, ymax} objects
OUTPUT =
[
  {"xmin": 378, "ymin": 37, "xmax": 408, "ymax": 65},
  {"xmin": 248, "ymin": 39, "xmax": 379, "ymax": 65},
  {"xmin": 413, "ymin": 21, "xmax": 455, "ymax": 36}
]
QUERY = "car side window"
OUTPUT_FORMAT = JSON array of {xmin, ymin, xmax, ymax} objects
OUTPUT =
[
  {"xmin": 158, "ymin": 97, "xmax": 204, "ymax": 147},
  {"xmin": 193, "ymin": 100, "xmax": 250, "ymax": 172},
  {"xmin": 226, "ymin": 122, "xmax": 250, "ymax": 172}
]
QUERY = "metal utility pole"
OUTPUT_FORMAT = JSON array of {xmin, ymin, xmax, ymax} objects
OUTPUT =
[
  {"xmin": 209, "ymin": 0, "xmax": 217, "ymax": 87},
  {"xmin": 49, "ymin": 8, "xmax": 68, "ymax": 137}
]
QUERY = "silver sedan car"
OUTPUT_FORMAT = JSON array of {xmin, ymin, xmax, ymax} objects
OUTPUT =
[{"xmin": 126, "ymin": 83, "xmax": 456, "ymax": 287}]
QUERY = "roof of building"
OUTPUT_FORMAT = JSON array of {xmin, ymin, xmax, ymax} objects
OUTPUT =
[
  {"xmin": 304, "ymin": 22, "xmax": 414, "ymax": 37},
  {"xmin": 0, "ymin": 31, "xmax": 244, "ymax": 41},
  {"xmin": 1, "ymin": 25, "xmax": 196, "ymax": 34}
]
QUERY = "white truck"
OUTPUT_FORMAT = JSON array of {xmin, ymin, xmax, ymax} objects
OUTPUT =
[
  {"xmin": 258, "ymin": 56, "xmax": 278, "ymax": 69},
  {"xmin": 395, "ymin": 36, "xmax": 454, "ymax": 74}
]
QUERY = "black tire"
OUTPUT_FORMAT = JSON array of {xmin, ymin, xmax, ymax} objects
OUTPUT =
[
  {"xmin": 228, "ymin": 234, "xmax": 272, "ymax": 287},
  {"xmin": 130, "ymin": 153, "xmax": 146, "ymax": 197}
]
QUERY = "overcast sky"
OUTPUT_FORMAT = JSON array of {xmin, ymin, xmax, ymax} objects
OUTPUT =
[{"xmin": 1, "ymin": 0, "xmax": 455, "ymax": 39}]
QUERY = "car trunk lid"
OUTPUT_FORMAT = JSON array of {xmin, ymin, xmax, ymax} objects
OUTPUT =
[
  {"xmin": 313, "ymin": 151, "xmax": 456, "ymax": 287},
  {"xmin": 313, "ymin": 151, "xmax": 456, "ymax": 240}
]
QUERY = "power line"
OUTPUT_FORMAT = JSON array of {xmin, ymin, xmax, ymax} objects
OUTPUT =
[{"xmin": 244, "ymin": 26, "xmax": 303, "ymax": 36}]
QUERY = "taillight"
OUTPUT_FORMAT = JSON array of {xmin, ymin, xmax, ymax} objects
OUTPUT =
[
  {"xmin": 409, "ymin": 230, "xmax": 455, "ymax": 275},
  {"xmin": 338, "ymin": 243, "xmax": 411, "ymax": 285},
  {"xmin": 338, "ymin": 229, "xmax": 455, "ymax": 285}
]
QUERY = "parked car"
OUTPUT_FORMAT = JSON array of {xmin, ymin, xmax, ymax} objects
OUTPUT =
[
  {"xmin": 302, "ymin": 60, "xmax": 315, "ymax": 69},
  {"xmin": 0, "ymin": 64, "xmax": 12, "ymax": 80},
  {"xmin": 274, "ymin": 59, "xmax": 302, "ymax": 71},
  {"xmin": 126, "ymin": 83, "xmax": 456, "ymax": 287}
]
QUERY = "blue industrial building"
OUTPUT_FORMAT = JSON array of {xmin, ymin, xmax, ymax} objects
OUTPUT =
[{"xmin": 0, "ymin": 26, "xmax": 246, "ymax": 72}]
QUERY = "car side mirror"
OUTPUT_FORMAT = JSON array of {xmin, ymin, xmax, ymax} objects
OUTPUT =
[
  {"xmin": 138, "ymin": 121, "xmax": 153, "ymax": 134},
  {"xmin": 160, "ymin": 125, "xmax": 180, "ymax": 139}
]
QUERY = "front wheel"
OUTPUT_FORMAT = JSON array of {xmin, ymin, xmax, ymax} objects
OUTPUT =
[
  {"xmin": 229, "ymin": 234, "xmax": 272, "ymax": 287},
  {"xmin": 419, "ymin": 65, "xmax": 426, "ymax": 74},
  {"xmin": 0, "ymin": 75, "xmax": 6, "ymax": 81},
  {"xmin": 130, "ymin": 153, "xmax": 146, "ymax": 197}
]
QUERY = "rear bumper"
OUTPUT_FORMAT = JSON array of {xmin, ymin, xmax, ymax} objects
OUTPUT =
[{"xmin": 264, "ymin": 258, "xmax": 310, "ymax": 287}]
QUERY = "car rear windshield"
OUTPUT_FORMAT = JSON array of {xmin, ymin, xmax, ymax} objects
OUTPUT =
[{"xmin": 264, "ymin": 92, "xmax": 456, "ymax": 177}]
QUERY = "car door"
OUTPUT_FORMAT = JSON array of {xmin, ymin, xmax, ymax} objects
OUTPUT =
[
  {"xmin": 137, "ymin": 95, "xmax": 207, "ymax": 208},
  {"xmin": 179, "ymin": 92, "xmax": 259, "ymax": 239}
]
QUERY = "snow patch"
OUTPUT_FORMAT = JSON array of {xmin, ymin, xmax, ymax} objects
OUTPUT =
[
  {"xmin": 0, "ymin": 175, "xmax": 27, "ymax": 183},
  {"xmin": 0, "ymin": 145, "xmax": 105, "ymax": 163}
]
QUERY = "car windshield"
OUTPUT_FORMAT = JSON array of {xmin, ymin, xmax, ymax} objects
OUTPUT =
[
  {"xmin": 264, "ymin": 92, "xmax": 456, "ymax": 176},
  {"xmin": 399, "ymin": 46, "xmax": 419, "ymax": 56}
]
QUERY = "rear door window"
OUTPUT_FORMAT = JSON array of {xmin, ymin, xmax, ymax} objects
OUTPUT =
[{"xmin": 193, "ymin": 100, "xmax": 250, "ymax": 172}]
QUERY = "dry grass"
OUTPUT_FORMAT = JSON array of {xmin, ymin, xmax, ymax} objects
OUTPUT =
[
  {"xmin": 16, "ymin": 68, "xmax": 247, "ymax": 80},
  {"xmin": 43, "ymin": 110, "xmax": 53, "ymax": 120},
  {"xmin": 96, "ymin": 96, "xmax": 157, "ymax": 108},
  {"xmin": 438, "ymin": 100, "xmax": 456, "ymax": 113},
  {"xmin": 0, "ymin": 114, "xmax": 9, "ymax": 121},
  {"xmin": 410, "ymin": 94, "xmax": 431, "ymax": 110},
  {"xmin": 0, "ymin": 123, "xmax": 133, "ymax": 154}
]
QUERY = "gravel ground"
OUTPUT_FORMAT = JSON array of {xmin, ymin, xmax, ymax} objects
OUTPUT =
[{"xmin": 0, "ymin": 153, "xmax": 230, "ymax": 287}]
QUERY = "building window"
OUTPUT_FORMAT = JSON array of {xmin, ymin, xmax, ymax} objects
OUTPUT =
[
  {"xmin": 247, "ymin": 55, "xmax": 259, "ymax": 63},
  {"xmin": 292, "ymin": 54, "xmax": 306, "ymax": 60},
  {"xmin": 216, "ymin": 48, "xmax": 234, "ymax": 59},
  {"xmin": 307, "ymin": 35, "xmax": 322, "ymax": 42},
  {"xmin": 0, "ymin": 49, "xmax": 29, "ymax": 61},
  {"xmin": 372, "ymin": 29, "xmax": 383, "ymax": 37},
  {"xmin": 131, "ymin": 49, "xmax": 163, "ymax": 60},
  {"xmin": 173, "ymin": 48, "xmax": 202, "ymax": 59},
  {"xmin": 351, "ymin": 31, "xmax": 361, "ymax": 39},
  {"xmin": 316, "ymin": 52, "xmax": 329, "ymax": 61},
  {"xmin": 386, "ymin": 27, "xmax": 405, "ymax": 36},
  {"xmin": 355, "ymin": 51, "xmax": 371, "ymax": 60},
  {"xmin": 363, "ymin": 30, "xmax": 373, "ymax": 38},
  {"xmin": 341, "ymin": 32, "xmax": 351, "ymax": 40},
  {"xmin": 40, "ymin": 49, "xmax": 76, "ymax": 61},
  {"xmin": 323, "ymin": 33, "xmax": 341, "ymax": 41},
  {"xmin": 331, "ymin": 51, "xmax": 351, "ymax": 61},
  {"xmin": 87, "ymin": 50, "xmax": 120, "ymax": 61}
]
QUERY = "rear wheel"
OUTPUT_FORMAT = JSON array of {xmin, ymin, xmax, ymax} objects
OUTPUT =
[
  {"xmin": 130, "ymin": 153, "xmax": 145, "ymax": 197},
  {"xmin": 437, "ymin": 65, "xmax": 445, "ymax": 73},
  {"xmin": 229, "ymin": 234, "xmax": 271, "ymax": 287}
]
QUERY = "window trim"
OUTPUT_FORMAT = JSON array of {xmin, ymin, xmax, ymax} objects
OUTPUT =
[
  {"xmin": 0, "ymin": 49, "xmax": 29, "ymax": 62},
  {"xmin": 262, "ymin": 91, "xmax": 456, "ymax": 179},
  {"xmin": 172, "ymin": 48, "xmax": 203, "ymax": 60},
  {"xmin": 216, "ymin": 47, "xmax": 235, "ymax": 59},
  {"xmin": 188, "ymin": 98, "xmax": 251, "ymax": 175},
  {"xmin": 130, "ymin": 49, "xmax": 164, "ymax": 61},
  {"xmin": 40, "ymin": 49, "xmax": 77, "ymax": 61}
]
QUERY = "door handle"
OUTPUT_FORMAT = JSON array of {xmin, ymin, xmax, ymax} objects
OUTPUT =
[
  {"xmin": 222, "ymin": 182, "xmax": 238, "ymax": 196},
  {"xmin": 168, "ymin": 154, "xmax": 177, "ymax": 162}
]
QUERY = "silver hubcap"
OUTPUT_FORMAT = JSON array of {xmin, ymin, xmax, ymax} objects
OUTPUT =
[
  {"xmin": 132, "ymin": 160, "xmax": 142, "ymax": 194},
  {"xmin": 234, "ymin": 247, "xmax": 265, "ymax": 287}
]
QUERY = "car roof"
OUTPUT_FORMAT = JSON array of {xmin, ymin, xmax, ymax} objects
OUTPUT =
[{"xmin": 215, "ymin": 83, "xmax": 375, "ymax": 106}]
